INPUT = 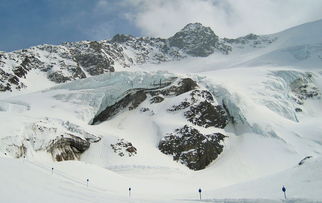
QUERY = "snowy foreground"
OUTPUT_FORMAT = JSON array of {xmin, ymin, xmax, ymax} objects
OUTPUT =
[
  {"xmin": 1, "ymin": 20, "xmax": 322, "ymax": 203},
  {"xmin": 1, "ymin": 156, "xmax": 321, "ymax": 203}
]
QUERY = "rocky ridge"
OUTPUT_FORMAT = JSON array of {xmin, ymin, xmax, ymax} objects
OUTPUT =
[{"xmin": 0, "ymin": 23, "xmax": 274, "ymax": 92}]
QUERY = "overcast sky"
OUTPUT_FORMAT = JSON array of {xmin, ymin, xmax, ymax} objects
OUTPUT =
[{"xmin": 1, "ymin": 0, "xmax": 322, "ymax": 51}]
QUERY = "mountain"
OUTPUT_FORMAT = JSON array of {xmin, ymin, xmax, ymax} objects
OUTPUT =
[
  {"xmin": 0, "ymin": 23, "xmax": 232, "ymax": 93},
  {"xmin": 1, "ymin": 20, "xmax": 322, "ymax": 202}
]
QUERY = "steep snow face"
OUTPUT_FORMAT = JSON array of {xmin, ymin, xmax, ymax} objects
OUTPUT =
[
  {"xmin": 272, "ymin": 19, "xmax": 322, "ymax": 47},
  {"xmin": 236, "ymin": 19, "xmax": 322, "ymax": 69}
]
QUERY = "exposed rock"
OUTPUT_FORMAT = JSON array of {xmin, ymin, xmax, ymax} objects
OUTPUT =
[
  {"xmin": 298, "ymin": 156, "xmax": 312, "ymax": 165},
  {"xmin": 151, "ymin": 78, "xmax": 198, "ymax": 97},
  {"xmin": 140, "ymin": 107, "xmax": 155, "ymax": 115},
  {"xmin": 150, "ymin": 95, "xmax": 164, "ymax": 104},
  {"xmin": 168, "ymin": 23, "xmax": 232, "ymax": 56},
  {"xmin": 47, "ymin": 134, "xmax": 90, "ymax": 161},
  {"xmin": 8, "ymin": 75, "xmax": 19, "ymax": 85},
  {"xmin": 224, "ymin": 33, "xmax": 277, "ymax": 49},
  {"xmin": 168, "ymin": 89, "xmax": 229, "ymax": 128},
  {"xmin": 110, "ymin": 139, "xmax": 137, "ymax": 157},
  {"xmin": 290, "ymin": 73, "xmax": 320, "ymax": 105},
  {"xmin": 185, "ymin": 102, "xmax": 228, "ymax": 128},
  {"xmin": 91, "ymin": 89, "xmax": 148, "ymax": 124},
  {"xmin": 48, "ymin": 72, "xmax": 71, "ymax": 83},
  {"xmin": 111, "ymin": 34, "xmax": 134, "ymax": 43},
  {"xmin": 158, "ymin": 125, "xmax": 226, "ymax": 170},
  {"xmin": 295, "ymin": 108, "xmax": 303, "ymax": 112},
  {"xmin": 12, "ymin": 66, "xmax": 28, "ymax": 78},
  {"xmin": 3, "ymin": 144, "xmax": 27, "ymax": 158},
  {"xmin": 168, "ymin": 101, "xmax": 191, "ymax": 112},
  {"xmin": 168, "ymin": 89, "xmax": 213, "ymax": 111}
]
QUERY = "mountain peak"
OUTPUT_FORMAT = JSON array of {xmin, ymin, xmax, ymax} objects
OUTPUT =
[
  {"xmin": 181, "ymin": 22, "xmax": 207, "ymax": 31},
  {"xmin": 177, "ymin": 23, "xmax": 214, "ymax": 36},
  {"xmin": 168, "ymin": 22, "xmax": 231, "ymax": 57}
]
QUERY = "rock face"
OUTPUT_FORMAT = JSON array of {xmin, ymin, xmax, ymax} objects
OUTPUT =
[
  {"xmin": 47, "ymin": 134, "xmax": 90, "ymax": 161},
  {"xmin": 168, "ymin": 89, "xmax": 229, "ymax": 128},
  {"xmin": 169, "ymin": 23, "xmax": 231, "ymax": 56},
  {"xmin": 158, "ymin": 125, "xmax": 226, "ymax": 170},
  {"xmin": 91, "ymin": 89, "xmax": 148, "ymax": 124}
]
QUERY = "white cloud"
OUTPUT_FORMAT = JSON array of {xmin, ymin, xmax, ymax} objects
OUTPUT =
[{"xmin": 125, "ymin": 0, "xmax": 322, "ymax": 38}]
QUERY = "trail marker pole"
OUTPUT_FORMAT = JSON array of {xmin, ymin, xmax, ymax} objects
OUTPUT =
[
  {"xmin": 129, "ymin": 187, "xmax": 131, "ymax": 198},
  {"xmin": 51, "ymin": 167, "xmax": 54, "ymax": 175},
  {"xmin": 198, "ymin": 188, "xmax": 202, "ymax": 200},
  {"xmin": 282, "ymin": 186, "xmax": 287, "ymax": 200},
  {"xmin": 86, "ymin": 179, "xmax": 89, "ymax": 187}
]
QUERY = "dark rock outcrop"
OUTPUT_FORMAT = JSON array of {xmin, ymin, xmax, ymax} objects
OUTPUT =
[
  {"xmin": 298, "ymin": 156, "xmax": 313, "ymax": 166},
  {"xmin": 158, "ymin": 125, "xmax": 226, "ymax": 170},
  {"xmin": 184, "ymin": 101, "xmax": 228, "ymax": 128},
  {"xmin": 169, "ymin": 23, "xmax": 231, "ymax": 56},
  {"xmin": 290, "ymin": 73, "xmax": 320, "ymax": 105},
  {"xmin": 168, "ymin": 89, "xmax": 229, "ymax": 128},
  {"xmin": 91, "ymin": 89, "xmax": 147, "ymax": 124},
  {"xmin": 111, "ymin": 139, "xmax": 137, "ymax": 157}
]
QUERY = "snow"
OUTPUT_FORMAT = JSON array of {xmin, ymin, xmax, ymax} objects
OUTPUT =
[{"xmin": 1, "ymin": 19, "xmax": 322, "ymax": 202}]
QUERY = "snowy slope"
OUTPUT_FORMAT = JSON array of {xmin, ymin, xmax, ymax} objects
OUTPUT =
[{"xmin": 1, "ymin": 19, "xmax": 322, "ymax": 203}]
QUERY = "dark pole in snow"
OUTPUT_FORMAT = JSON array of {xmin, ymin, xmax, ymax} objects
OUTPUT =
[
  {"xmin": 282, "ymin": 186, "xmax": 287, "ymax": 200},
  {"xmin": 198, "ymin": 188, "xmax": 202, "ymax": 200},
  {"xmin": 86, "ymin": 179, "xmax": 89, "ymax": 187},
  {"xmin": 51, "ymin": 167, "xmax": 54, "ymax": 175},
  {"xmin": 129, "ymin": 187, "xmax": 131, "ymax": 198}
]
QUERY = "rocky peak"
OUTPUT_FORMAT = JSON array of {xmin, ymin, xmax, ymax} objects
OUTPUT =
[
  {"xmin": 168, "ymin": 23, "xmax": 231, "ymax": 57},
  {"xmin": 110, "ymin": 34, "xmax": 135, "ymax": 43},
  {"xmin": 179, "ymin": 23, "xmax": 214, "ymax": 34}
]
